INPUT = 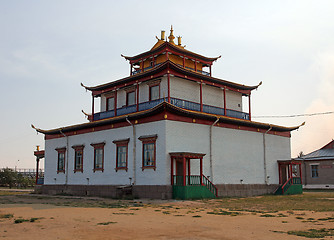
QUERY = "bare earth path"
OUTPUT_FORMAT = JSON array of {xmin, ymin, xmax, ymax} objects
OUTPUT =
[{"xmin": 0, "ymin": 192, "xmax": 333, "ymax": 239}]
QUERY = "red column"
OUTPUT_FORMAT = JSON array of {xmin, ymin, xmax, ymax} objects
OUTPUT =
[
  {"xmin": 183, "ymin": 56, "xmax": 185, "ymax": 68},
  {"xmin": 200, "ymin": 157, "xmax": 203, "ymax": 185},
  {"xmin": 289, "ymin": 164, "xmax": 292, "ymax": 179},
  {"xmin": 183, "ymin": 156, "xmax": 186, "ymax": 186},
  {"xmin": 278, "ymin": 163, "xmax": 282, "ymax": 184},
  {"xmin": 136, "ymin": 83, "xmax": 139, "ymax": 112},
  {"xmin": 35, "ymin": 157, "xmax": 40, "ymax": 185},
  {"xmin": 167, "ymin": 73, "xmax": 171, "ymax": 103},
  {"xmin": 130, "ymin": 63, "xmax": 133, "ymax": 75},
  {"xmin": 171, "ymin": 157, "xmax": 174, "ymax": 185},
  {"xmin": 152, "ymin": 56, "xmax": 155, "ymax": 67},
  {"xmin": 91, "ymin": 94, "xmax": 95, "ymax": 121},
  {"xmin": 141, "ymin": 59, "xmax": 144, "ymax": 73},
  {"xmin": 299, "ymin": 163, "xmax": 303, "ymax": 184},
  {"xmin": 223, "ymin": 88, "xmax": 226, "ymax": 116},
  {"xmin": 114, "ymin": 90, "xmax": 117, "ymax": 116},
  {"xmin": 248, "ymin": 93, "xmax": 251, "ymax": 121},
  {"xmin": 166, "ymin": 51, "xmax": 169, "ymax": 61},
  {"xmin": 209, "ymin": 64, "xmax": 212, "ymax": 76},
  {"xmin": 187, "ymin": 158, "xmax": 191, "ymax": 185},
  {"xmin": 194, "ymin": 60, "xmax": 197, "ymax": 72},
  {"xmin": 200, "ymin": 82, "xmax": 203, "ymax": 112}
]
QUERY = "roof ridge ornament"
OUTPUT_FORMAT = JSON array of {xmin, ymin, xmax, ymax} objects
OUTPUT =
[{"xmin": 168, "ymin": 25, "xmax": 175, "ymax": 44}]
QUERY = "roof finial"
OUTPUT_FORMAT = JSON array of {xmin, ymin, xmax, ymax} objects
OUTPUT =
[{"xmin": 168, "ymin": 25, "xmax": 175, "ymax": 44}]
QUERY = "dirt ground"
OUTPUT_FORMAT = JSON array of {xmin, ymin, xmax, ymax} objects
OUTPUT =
[{"xmin": 0, "ymin": 193, "xmax": 333, "ymax": 240}]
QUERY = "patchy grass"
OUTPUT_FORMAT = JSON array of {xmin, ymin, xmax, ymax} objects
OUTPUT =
[
  {"xmin": 260, "ymin": 214, "xmax": 276, "ymax": 218},
  {"xmin": 0, "ymin": 214, "xmax": 14, "ymax": 219},
  {"xmin": 207, "ymin": 209, "xmax": 240, "ymax": 216},
  {"xmin": 97, "ymin": 221, "xmax": 117, "ymax": 225},
  {"xmin": 14, "ymin": 218, "xmax": 29, "ymax": 224},
  {"xmin": 211, "ymin": 192, "xmax": 334, "ymax": 212},
  {"xmin": 287, "ymin": 228, "xmax": 334, "ymax": 238}
]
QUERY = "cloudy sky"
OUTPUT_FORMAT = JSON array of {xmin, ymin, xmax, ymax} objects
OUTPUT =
[{"xmin": 1, "ymin": 0, "xmax": 334, "ymax": 169}]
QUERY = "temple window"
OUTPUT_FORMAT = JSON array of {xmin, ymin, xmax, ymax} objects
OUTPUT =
[
  {"xmin": 113, "ymin": 139, "xmax": 129, "ymax": 172},
  {"xmin": 56, "ymin": 148, "xmax": 66, "ymax": 173},
  {"xmin": 139, "ymin": 135, "xmax": 158, "ymax": 170},
  {"xmin": 126, "ymin": 91, "xmax": 136, "ymax": 106},
  {"xmin": 91, "ymin": 143, "xmax": 105, "ymax": 172},
  {"xmin": 72, "ymin": 145, "xmax": 84, "ymax": 173},
  {"xmin": 107, "ymin": 96, "xmax": 115, "ymax": 111}
]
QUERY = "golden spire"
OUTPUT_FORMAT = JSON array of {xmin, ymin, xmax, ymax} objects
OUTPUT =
[{"xmin": 168, "ymin": 25, "xmax": 175, "ymax": 44}]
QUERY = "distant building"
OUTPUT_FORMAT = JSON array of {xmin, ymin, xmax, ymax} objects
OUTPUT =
[
  {"xmin": 295, "ymin": 139, "xmax": 334, "ymax": 190},
  {"xmin": 33, "ymin": 27, "xmax": 302, "ymax": 199}
]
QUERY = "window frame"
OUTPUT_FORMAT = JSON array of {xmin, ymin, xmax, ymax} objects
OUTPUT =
[
  {"xmin": 113, "ymin": 138, "xmax": 130, "ymax": 172},
  {"xmin": 139, "ymin": 135, "xmax": 158, "ymax": 171},
  {"xmin": 91, "ymin": 142, "xmax": 105, "ymax": 172},
  {"xmin": 126, "ymin": 90, "xmax": 136, "ymax": 106},
  {"xmin": 56, "ymin": 147, "xmax": 66, "ymax": 174},
  {"xmin": 72, "ymin": 145, "xmax": 84, "ymax": 173},
  {"xmin": 310, "ymin": 164, "xmax": 319, "ymax": 178},
  {"xmin": 106, "ymin": 96, "xmax": 115, "ymax": 111},
  {"xmin": 149, "ymin": 84, "xmax": 160, "ymax": 101}
]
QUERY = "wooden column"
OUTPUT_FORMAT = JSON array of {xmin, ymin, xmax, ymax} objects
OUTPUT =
[
  {"xmin": 209, "ymin": 64, "xmax": 212, "ymax": 76},
  {"xmin": 183, "ymin": 56, "xmax": 185, "ymax": 68},
  {"xmin": 141, "ymin": 59, "xmax": 144, "ymax": 73},
  {"xmin": 278, "ymin": 163, "xmax": 282, "ymax": 184},
  {"xmin": 248, "ymin": 93, "xmax": 252, "ymax": 121},
  {"xmin": 223, "ymin": 88, "xmax": 226, "ymax": 116},
  {"xmin": 171, "ymin": 157, "xmax": 174, "ymax": 185},
  {"xmin": 200, "ymin": 82, "xmax": 203, "ymax": 112},
  {"xmin": 200, "ymin": 157, "xmax": 203, "ymax": 185},
  {"xmin": 299, "ymin": 163, "xmax": 303, "ymax": 184},
  {"xmin": 194, "ymin": 60, "xmax": 197, "ymax": 72},
  {"xmin": 152, "ymin": 56, "xmax": 155, "ymax": 67},
  {"xmin": 35, "ymin": 157, "xmax": 40, "ymax": 185},
  {"xmin": 91, "ymin": 94, "xmax": 95, "ymax": 121},
  {"xmin": 183, "ymin": 156, "xmax": 186, "ymax": 186},
  {"xmin": 136, "ymin": 83, "xmax": 139, "ymax": 112},
  {"xmin": 167, "ymin": 73, "xmax": 171, "ymax": 103},
  {"xmin": 130, "ymin": 63, "xmax": 133, "ymax": 76},
  {"xmin": 187, "ymin": 158, "xmax": 191, "ymax": 185}
]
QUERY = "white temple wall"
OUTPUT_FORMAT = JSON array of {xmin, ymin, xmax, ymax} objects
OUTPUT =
[
  {"xmin": 170, "ymin": 76, "xmax": 200, "ymax": 103},
  {"xmin": 44, "ymin": 121, "xmax": 168, "ymax": 186},
  {"xmin": 165, "ymin": 120, "xmax": 291, "ymax": 185}
]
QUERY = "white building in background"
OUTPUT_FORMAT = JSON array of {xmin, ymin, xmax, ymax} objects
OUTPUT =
[{"xmin": 33, "ymin": 27, "xmax": 302, "ymax": 199}]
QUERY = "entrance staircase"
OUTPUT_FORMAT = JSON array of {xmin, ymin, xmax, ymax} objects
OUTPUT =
[
  {"xmin": 274, "ymin": 177, "xmax": 303, "ymax": 195},
  {"xmin": 172, "ymin": 175, "xmax": 217, "ymax": 199}
]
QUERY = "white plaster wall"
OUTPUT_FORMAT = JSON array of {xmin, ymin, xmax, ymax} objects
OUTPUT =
[
  {"xmin": 44, "ymin": 121, "xmax": 168, "ymax": 186},
  {"xmin": 139, "ymin": 82, "xmax": 148, "ymax": 103},
  {"xmin": 165, "ymin": 120, "xmax": 291, "ymax": 185},
  {"xmin": 170, "ymin": 76, "xmax": 200, "ymax": 102},
  {"xmin": 202, "ymin": 84, "xmax": 224, "ymax": 108},
  {"xmin": 225, "ymin": 90, "xmax": 242, "ymax": 111}
]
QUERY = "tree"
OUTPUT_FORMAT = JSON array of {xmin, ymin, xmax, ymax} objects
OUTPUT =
[
  {"xmin": 297, "ymin": 151, "xmax": 304, "ymax": 158},
  {"xmin": 0, "ymin": 168, "xmax": 18, "ymax": 188}
]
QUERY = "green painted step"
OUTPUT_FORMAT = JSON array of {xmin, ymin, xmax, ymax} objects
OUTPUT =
[{"xmin": 173, "ymin": 185, "xmax": 216, "ymax": 200}]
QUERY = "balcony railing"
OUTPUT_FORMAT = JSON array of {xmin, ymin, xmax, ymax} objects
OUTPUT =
[{"xmin": 93, "ymin": 97, "xmax": 249, "ymax": 121}]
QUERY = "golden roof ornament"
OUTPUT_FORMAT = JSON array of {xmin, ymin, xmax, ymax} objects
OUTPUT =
[{"xmin": 168, "ymin": 25, "xmax": 175, "ymax": 44}]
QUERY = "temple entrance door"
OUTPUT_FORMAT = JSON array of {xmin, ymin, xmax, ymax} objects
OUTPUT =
[
  {"xmin": 280, "ymin": 165, "xmax": 288, "ymax": 184},
  {"xmin": 176, "ymin": 160, "xmax": 184, "ymax": 185}
]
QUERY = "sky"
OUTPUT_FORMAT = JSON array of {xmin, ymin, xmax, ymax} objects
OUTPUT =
[{"xmin": 0, "ymin": 0, "xmax": 334, "ymax": 169}]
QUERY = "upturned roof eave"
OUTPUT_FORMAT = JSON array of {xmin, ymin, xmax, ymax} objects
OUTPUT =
[
  {"xmin": 32, "ymin": 101, "xmax": 300, "ymax": 136},
  {"xmin": 82, "ymin": 61, "xmax": 260, "ymax": 93},
  {"xmin": 122, "ymin": 41, "xmax": 220, "ymax": 63}
]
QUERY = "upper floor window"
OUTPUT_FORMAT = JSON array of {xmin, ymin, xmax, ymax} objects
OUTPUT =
[
  {"xmin": 107, "ymin": 96, "xmax": 115, "ymax": 111},
  {"xmin": 91, "ymin": 143, "xmax": 105, "ymax": 172},
  {"xmin": 311, "ymin": 165, "xmax": 319, "ymax": 178},
  {"xmin": 127, "ymin": 91, "xmax": 136, "ymax": 106},
  {"xmin": 72, "ymin": 145, "xmax": 84, "ymax": 173},
  {"xmin": 113, "ymin": 139, "xmax": 129, "ymax": 171},
  {"xmin": 150, "ymin": 85, "xmax": 160, "ymax": 101},
  {"xmin": 139, "ymin": 135, "xmax": 157, "ymax": 170},
  {"xmin": 56, "ymin": 148, "xmax": 66, "ymax": 173}
]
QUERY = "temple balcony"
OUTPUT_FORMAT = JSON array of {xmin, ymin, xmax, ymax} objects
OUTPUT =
[{"xmin": 93, "ymin": 97, "xmax": 249, "ymax": 121}]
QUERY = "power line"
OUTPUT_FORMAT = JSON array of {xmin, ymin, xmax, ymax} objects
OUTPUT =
[{"xmin": 253, "ymin": 111, "xmax": 334, "ymax": 118}]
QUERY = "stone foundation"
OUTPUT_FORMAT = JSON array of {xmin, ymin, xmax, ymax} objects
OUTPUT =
[
  {"xmin": 37, "ymin": 184, "xmax": 173, "ymax": 199},
  {"xmin": 216, "ymin": 184, "xmax": 279, "ymax": 197},
  {"xmin": 37, "ymin": 184, "xmax": 277, "ymax": 199}
]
